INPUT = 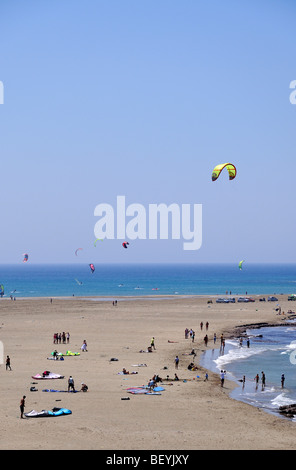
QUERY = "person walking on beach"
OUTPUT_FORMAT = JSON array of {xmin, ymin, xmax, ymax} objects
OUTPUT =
[
  {"xmin": 175, "ymin": 355, "xmax": 179, "ymax": 369},
  {"xmin": 6, "ymin": 355, "xmax": 11, "ymax": 371},
  {"xmin": 151, "ymin": 337, "xmax": 156, "ymax": 350},
  {"xmin": 20, "ymin": 396, "xmax": 26, "ymax": 419}
]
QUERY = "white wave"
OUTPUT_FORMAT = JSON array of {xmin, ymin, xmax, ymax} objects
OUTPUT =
[
  {"xmin": 214, "ymin": 343, "xmax": 272, "ymax": 369},
  {"xmin": 271, "ymin": 393, "xmax": 295, "ymax": 408}
]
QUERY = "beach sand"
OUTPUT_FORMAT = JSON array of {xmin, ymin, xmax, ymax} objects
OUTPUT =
[{"xmin": 1, "ymin": 294, "xmax": 296, "ymax": 450}]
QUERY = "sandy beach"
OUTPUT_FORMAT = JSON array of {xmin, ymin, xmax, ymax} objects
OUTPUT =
[{"xmin": 1, "ymin": 294, "xmax": 296, "ymax": 450}]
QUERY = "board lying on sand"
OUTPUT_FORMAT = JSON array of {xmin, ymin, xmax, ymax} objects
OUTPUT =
[
  {"xmin": 32, "ymin": 372, "xmax": 64, "ymax": 380},
  {"xmin": 24, "ymin": 408, "xmax": 72, "ymax": 418}
]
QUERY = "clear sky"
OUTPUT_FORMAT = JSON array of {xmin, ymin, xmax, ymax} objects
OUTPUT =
[{"xmin": 0, "ymin": 0, "xmax": 295, "ymax": 264}]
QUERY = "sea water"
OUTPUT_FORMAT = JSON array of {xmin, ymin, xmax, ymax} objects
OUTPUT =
[
  {"xmin": 0, "ymin": 263, "xmax": 296, "ymax": 298},
  {"xmin": 200, "ymin": 322, "xmax": 296, "ymax": 418}
]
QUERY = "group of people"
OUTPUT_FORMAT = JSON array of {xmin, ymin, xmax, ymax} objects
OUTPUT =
[
  {"xmin": 67, "ymin": 375, "xmax": 88, "ymax": 393},
  {"xmin": 184, "ymin": 323, "xmax": 211, "ymax": 344},
  {"xmin": 19, "ymin": 334, "xmax": 88, "ymax": 418},
  {"xmin": 53, "ymin": 332, "xmax": 70, "ymax": 344},
  {"xmin": 147, "ymin": 373, "xmax": 162, "ymax": 391}
]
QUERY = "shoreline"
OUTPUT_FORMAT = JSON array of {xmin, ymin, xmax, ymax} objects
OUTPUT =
[{"xmin": 1, "ymin": 294, "xmax": 296, "ymax": 450}]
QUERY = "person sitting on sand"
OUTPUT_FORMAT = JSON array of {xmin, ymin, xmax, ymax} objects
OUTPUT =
[
  {"xmin": 152, "ymin": 374, "xmax": 162, "ymax": 383},
  {"xmin": 81, "ymin": 383, "xmax": 88, "ymax": 392},
  {"xmin": 52, "ymin": 350, "xmax": 58, "ymax": 360},
  {"xmin": 122, "ymin": 368, "xmax": 129, "ymax": 375}
]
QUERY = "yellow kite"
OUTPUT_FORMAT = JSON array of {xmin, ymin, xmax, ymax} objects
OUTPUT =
[{"xmin": 212, "ymin": 163, "xmax": 237, "ymax": 182}]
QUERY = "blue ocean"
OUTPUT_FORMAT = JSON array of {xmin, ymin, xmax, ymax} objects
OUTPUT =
[{"xmin": 0, "ymin": 263, "xmax": 296, "ymax": 299}]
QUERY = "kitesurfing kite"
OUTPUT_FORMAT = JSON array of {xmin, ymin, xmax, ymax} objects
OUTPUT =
[
  {"xmin": 238, "ymin": 260, "xmax": 245, "ymax": 270},
  {"xmin": 122, "ymin": 241, "xmax": 129, "ymax": 249},
  {"xmin": 89, "ymin": 263, "xmax": 95, "ymax": 274},
  {"xmin": 75, "ymin": 248, "xmax": 83, "ymax": 256},
  {"xmin": 23, "ymin": 253, "xmax": 29, "ymax": 262},
  {"xmin": 212, "ymin": 163, "xmax": 237, "ymax": 182},
  {"xmin": 94, "ymin": 239, "xmax": 103, "ymax": 247}
]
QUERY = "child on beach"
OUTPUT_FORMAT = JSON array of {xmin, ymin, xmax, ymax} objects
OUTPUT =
[{"xmin": 81, "ymin": 340, "xmax": 88, "ymax": 352}]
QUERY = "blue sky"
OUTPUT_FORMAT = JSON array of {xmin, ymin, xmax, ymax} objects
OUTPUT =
[{"xmin": 0, "ymin": 0, "xmax": 295, "ymax": 264}]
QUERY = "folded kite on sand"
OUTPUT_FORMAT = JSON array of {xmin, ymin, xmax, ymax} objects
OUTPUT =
[
  {"xmin": 51, "ymin": 351, "xmax": 80, "ymax": 356},
  {"xmin": 126, "ymin": 386, "xmax": 164, "ymax": 395},
  {"xmin": 24, "ymin": 407, "xmax": 72, "ymax": 418},
  {"xmin": 32, "ymin": 372, "xmax": 64, "ymax": 380},
  {"xmin": 42, "ymin": 389, "xmax": 80, "ymax": 393}
]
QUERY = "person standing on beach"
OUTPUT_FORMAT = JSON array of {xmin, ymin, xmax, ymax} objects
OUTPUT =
[
  {"xmin": 281, "ymin": 374, "xmax": 285, "ymax": 388},
  {"xmin": 254, "ymin": 373, "xmax": 259, "ymax": 389},
  {"xmin": 175, "ymin": 355, "xmax": 179, "ymax": 369},
  {"xmin": 20, "ymin": 396, "xmax": 26, "ymax": 419},
  {"xmin": 261, "ymin": 371, "xmax": 266, "ymax": 390},
  {"xmin": 68, "ymin": 376, "xmax": 75, "ymax": 392},
  {"xmin": 81, "ymin": 340, "xmax": 88, "ymax": 352},
  {"xmin": 220, "ymin": 370, "xmax": 225, "ymax": 387}
]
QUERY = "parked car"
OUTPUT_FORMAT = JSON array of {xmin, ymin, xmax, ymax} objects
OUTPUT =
[
  {"xmin": 288, "ymin": 295, "xmax": 296, "ymax": 301},
  {"xmin": 238, "ymin": 297, "xmax": 254, "ymax": 303},
  {"xmin": 268, "ymin": 296, "xmax": 278, "ymax": 302},
  {"xmin": 216, "ymin": 298, "xmax": 229, "ymax": 303}
]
